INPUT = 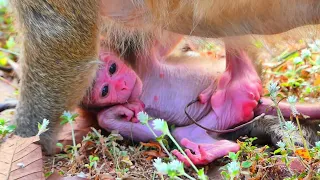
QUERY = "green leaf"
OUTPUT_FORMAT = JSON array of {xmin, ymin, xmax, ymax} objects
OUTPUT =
[
  {"xmin": 37, "ymin": 122, "xmax": 41, "ymax": 130},
  {"xmin": 197, "ymin": 168, "xmax": 208, "ymax": 180},
  {"xmin": 0, "ymin": 56, "xmax": 8, "ymax": 66},
  {"xmin": 167, "ymin": 170, "xmax": 177, "ymax": 178},
  {"xmin": 231, "ymin": 170, "xmax": 240, "ymax": 177},
  {"xmin": 220, "ymin": 171, "xmax": 229, "ymax": 178},
  {"xmin": 304, "ymin": 86, "xmax": 312, "ymax": 94},
  {"xmin": 6, "ymin": 125, "xmax": 16, "ymax": 132},
  {"xmin": 5, "ymin": 37, "xmax": 15, "ymax": 49},
  {"xmin": 60, "ymin": 111, "xmax": 78, "ymax": 123},
  {"xmin": 0, "ymin": 118, "xmax": 5, "ymax": 125},
  {"xmin": 241, "ymin": 161, "xmax": 252, "ymax": 168},
  {"xmin": 56, "ymin": 143, "xmax": 63, "ymax": 151},
  {"xmin": 44, "ymin": 171, "xmax": 53, "ymax": 178},
  {"xmin": 274, "ymin": 148, "xmax": 281, "ymax": 154},
  {"xmin": 156, "ymin": 135, "xmax": 165, "ymax": 142},
  {"xmin": 60, "ymin": 118, "xmax": 69, "ymax": 125},
  {"xmin": 120, "ymin": 150, "xmax": 128, "ymax": 156},
  {"xmin": 92, "ymin": 156, "xmax": 99, "ymax": 161},
  {"xmin": 89, "ymin": 155, "xmax": 94, "ymax": 161},
  {"xmin": 71, "ymin": 113, "xmax": 79, "ymax": 121},
  {"xmin": 162, "ymin": 139, "xmax": 169, "ymax": 149},
  {"xmin": 228, "ymin": 152, "xmax": 238, "ymax": 161},
  {"xmin": 297, "ymin": 172, "xmax": 307, "ymax": 178},
  {"xmin": 285, "ymin": 51, "xmax": 300, "ymax": 60},
  {"xmin": 276, "ymin": 49, "xmax": 290, "ymax": 61}
]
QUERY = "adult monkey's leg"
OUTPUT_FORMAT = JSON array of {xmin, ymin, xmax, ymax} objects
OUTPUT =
[{"xmin": 12, "ymin": 0, "xmax": 100, "ymax": 153}]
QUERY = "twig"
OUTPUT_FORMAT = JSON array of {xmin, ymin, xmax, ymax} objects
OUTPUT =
[
  {"xmin": 51, "ymin": 157, "xmax": 56, "ymax": 173},
  {"xmin": 0, "ymin": 47, "xmax": 19, "ymax": 56},
  {"xmin": 7, "ymin": 59, "xmax": 20, "ymax": 78},
  {"xmin": 0, "ymin": 76, "xmax": 18, "ymax": 89}
]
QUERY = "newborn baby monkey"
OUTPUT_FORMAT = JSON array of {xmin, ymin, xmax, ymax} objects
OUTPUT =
[
  {"xmin": 82, "ymin": 40, "xmax": 320, "ymax": 166},
  {"xmin": 83, "ymin": 42, "xmax": 261, "ymax": 165}
]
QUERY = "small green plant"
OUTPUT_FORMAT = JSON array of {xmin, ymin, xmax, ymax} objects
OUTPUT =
[
  {"xmin": 137, "ymin": 112, "xmax": 173, "ymax": 160},
  {"xmin": 84, "ymin": 154, "xmax": 100, "ymax": 176},
  {"xmin": 89, "ymin": 128, "xmax": 131, "ymax": 177},
  {"xmin": 153, "ymin": 158, "xmax": 197, "ymax": 180},
  {"xmin": 267, "ymin": 82, "xmax": 309, "ymax": 152},
  {"xmin": 137, "ymin": 112, "xmax": 208, "ymax": 180},
  {"xmin": 220, "ymin": 152, "xmax": 241, "ymax": 180},
  {"xmin": 0, "ymin": 118, "xmax": 16, "ymax": 139},
  {"xmin": 56, "ymin": 142, "xmax": 64, "ymax": 151},
  {"xmin": 85, "ymin": 155, "xmax": 99, "ymax": 169},
  {"xmin": 106, "ymin": 131, "xmax": 130, "ymax": 176},
  {"xmin": 60, "ymin": 111, "xmax": 79, "ymax": 157},
  {"xmin": 267, "ymin": 81, "xmax": 286, "ymax": 129},
  {"xmin": 36, "ymin": 118, "xmax": 49, "ymax": 136},
  {"xmin": 220, "ymin": 148, "xmax": 257, "ymax": 180}
]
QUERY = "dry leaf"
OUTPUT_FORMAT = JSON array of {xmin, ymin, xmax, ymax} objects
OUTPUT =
[
  {"xmin": 314, "ymin": 74, "xmax": 320, "ymax": 86},
  {"xmin": 120, "ymin": 156, "xmax": 133, "ymax": 166},
  {"xmin": 142, "ymin": 150, "xmax": 166, "ymax": 161},
  {"xmin": 295, "ymin": 148, "xmax": 311, "ymax": 160},
  {"xmin": 47, "ymin": 171, "xmax": 88, "ymax": 180},
  {"xmin": 140, "ymin": 142, "xmax": 162, "ymax": 150},
  {"xmin": 140, "ymin": 142, "xmax": 167, "ymax": 160},
  {"xmin": 98, "ymin": 173, "xmax": 114, "ymax": 180},
  {"xmin": 0, "ymin": 135, "xmax": 44, "ymax": 180}
]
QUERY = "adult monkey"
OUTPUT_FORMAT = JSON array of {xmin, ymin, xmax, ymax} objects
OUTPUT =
[{"xmin": 11, "ymin": 0, "xmax": 320, "ymax": 153}]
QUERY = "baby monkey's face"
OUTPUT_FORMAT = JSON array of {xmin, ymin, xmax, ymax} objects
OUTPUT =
[{"xmin": 83, "ymin": 52, "xmax": 138, "ymax": 107}]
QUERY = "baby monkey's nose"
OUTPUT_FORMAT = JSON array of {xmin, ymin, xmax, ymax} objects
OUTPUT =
[{"xmin": 115, "ymin": 79, "xmax": 128, "ymax": 91}]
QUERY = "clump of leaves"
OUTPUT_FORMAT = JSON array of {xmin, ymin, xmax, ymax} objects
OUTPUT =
[
  {"xmin": 220, "ymin": 137, "xmax": 269, "ymax": 179},
  {"xmin": 0, "ymin": 0, "xmax": 18, "ymax": 67},
  {"xmin": 84, "ymin": 155, "xmax": 99, "ymax": 175},
  {"xmin": 137, "ymin": 112, "xmax": 208, "ymax": 180},
  {"xmin": 261, "ymin": 39, "xmax": 320, "ymax": 103},
  {"xmin": 50, "ymin": 111, "xmax": 139, "ymax": 179},
  {"xmin": 220, "ymin": 81, "xmax": 320, "ymax": 179}
]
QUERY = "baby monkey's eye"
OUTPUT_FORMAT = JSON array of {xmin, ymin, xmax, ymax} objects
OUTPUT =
[
  {"xmin": 109, "ymin": 63, "xmax": 117, "ymax": 75},
  {"xmin": 101, "ymin": 85, "xmax": 109, "ymax": 97}
]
